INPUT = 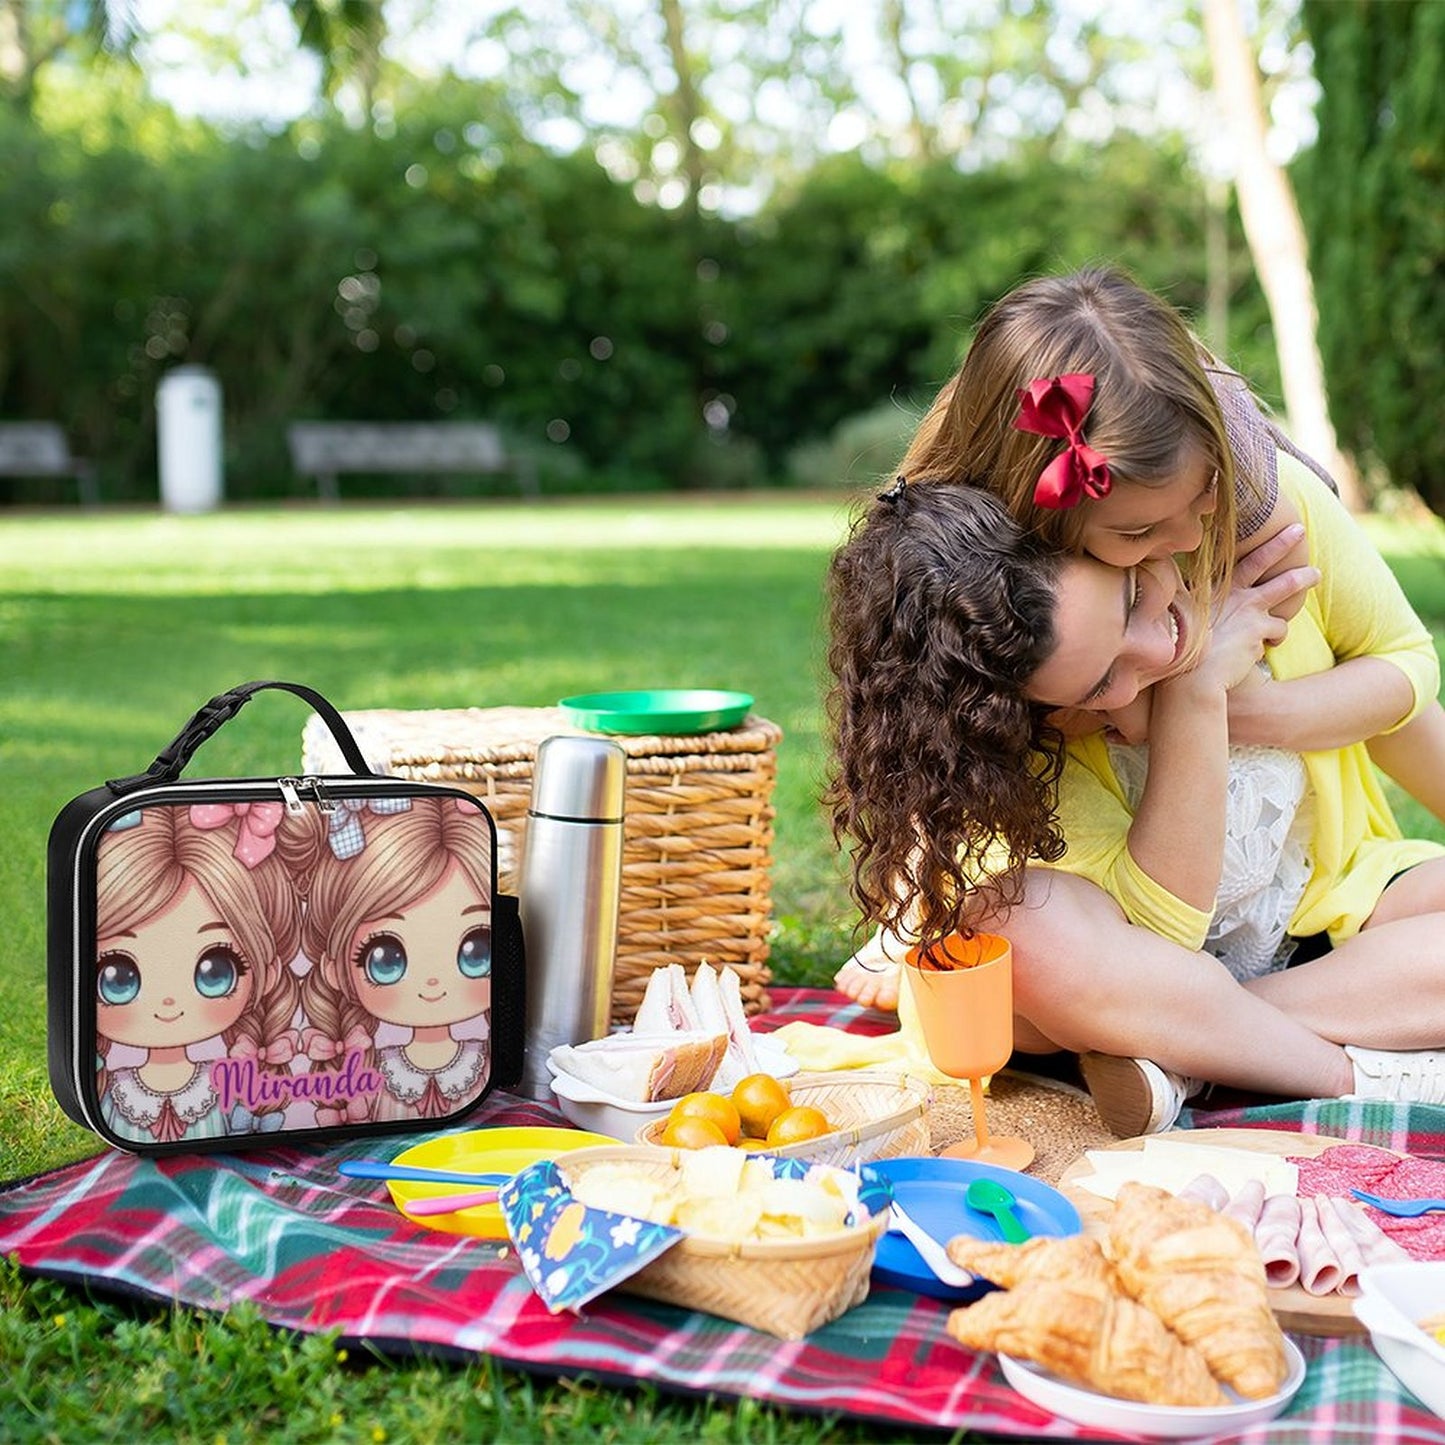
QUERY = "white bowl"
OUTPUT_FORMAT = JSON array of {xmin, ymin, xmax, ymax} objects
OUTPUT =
[
  {"xmin": 548, "ymin": 1069, "xmax": 675, "ymax": 1143},
  {"xmin": 999, "ymin": 1338, "xmax": 1305, "ymax": 1438},
  {"xmin": 1355, "ymin": 1262, "xmax": 1445, "ymax": 1418}
]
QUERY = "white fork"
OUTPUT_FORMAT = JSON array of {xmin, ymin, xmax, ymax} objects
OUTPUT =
[{"xmin": 887, "ymin": 1202, "xmax": 975, "ymax": 1288}]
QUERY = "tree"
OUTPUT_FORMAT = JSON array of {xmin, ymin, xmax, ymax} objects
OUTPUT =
[
  {"xmin": 1298, "ymin": 0, "xmax": 1445, "ymax": 512},
  {"xmin": 0, "ymin": 0, "xmax": 138, "ymax": 113},
  {"xmin": 289, "ymin": 0, "xmax": 386, "ymax": 117},
  {"xmin": 1201, "ymin": 0, "xmax": 1359, "ymax": 507}
]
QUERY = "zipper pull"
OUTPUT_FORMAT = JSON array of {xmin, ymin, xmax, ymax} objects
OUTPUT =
[
  {"xmin": 278, "ymin": 777, "xmax": 304, "ymax": 814},
  {"xmin": 303, "ymin": 775, "xmax": 337, "ymax": 813}
]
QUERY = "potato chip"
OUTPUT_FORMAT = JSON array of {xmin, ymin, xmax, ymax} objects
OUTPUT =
[
  {"xmin": 679, "ymin": 1145, "xmax": 747, "ymax": 1199},
  {"xmin": 565, "ymin": 1150, "xmax": 860, "ymax": 1245},
  {"xmin": 568, "ymin": 1163, "xmax": 678, "ymax": 1223},
  {"xmin": 674, "ymin": 1193, "xmax": 765, "ymax": 1240}
]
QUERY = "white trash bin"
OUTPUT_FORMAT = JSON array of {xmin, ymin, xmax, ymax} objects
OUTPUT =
[{"xmin": 157, "ymin": 365, "xmax": 223, "ymax": 513}]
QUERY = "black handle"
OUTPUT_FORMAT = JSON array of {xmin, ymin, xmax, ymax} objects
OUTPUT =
[{"xmin": 106, "ymin": 680, "xmax": 376, "ymax": 793}]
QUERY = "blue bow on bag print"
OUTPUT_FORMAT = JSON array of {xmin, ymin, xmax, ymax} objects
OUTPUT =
[{"xmin": 326, "ymin": 796, "xmax": 412, "ymax": 860}]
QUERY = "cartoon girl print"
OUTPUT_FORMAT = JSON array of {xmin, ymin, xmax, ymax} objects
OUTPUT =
[
  {"xmin": 298, "ymin": 795, "xmax": 493, "ymax": 1124},
  {"xmin": 95, "ymin": 803, "xmax": 303, "ymax": 1145}
]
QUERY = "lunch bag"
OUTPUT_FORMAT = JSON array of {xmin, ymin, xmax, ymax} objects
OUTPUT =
[{"xmin": 47, "ymin": 680, "xmax": 525, "ymax": 1155}]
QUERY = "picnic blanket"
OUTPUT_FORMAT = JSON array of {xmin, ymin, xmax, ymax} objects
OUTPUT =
[{"xmin": 4, "ymin": 987, "xmax": 1445, "ymax": 1442}]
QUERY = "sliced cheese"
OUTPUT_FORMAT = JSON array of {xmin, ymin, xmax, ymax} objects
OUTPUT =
[{"xmin": 1076, "ymin": 1135, "xmax": 1299, "ymax": 1203}]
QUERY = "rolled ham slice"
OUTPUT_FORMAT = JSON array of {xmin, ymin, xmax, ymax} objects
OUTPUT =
[
  {"xmin": 1221, "ymin": 1178, "xmax": 1267, "ymax": 1234},
  {"xmin": 1255, "ymin": 1194, "xmax": 1303, "ymax": 1290},
  {"xmin": 1336, "ymin": 1196, "xmax": 1411, "ymax": 1269},
  {"xmin": 1310, "ymin": 1195, "xmax": 1366, "ymax": 1295},
  {"xmin": 1177, "ymin": 1172, "xmax": 1231, "ymax": 1212},
  {"xmin": 1296, "ymin": 1195, "xmax": 1345, "ymax": 1296}
]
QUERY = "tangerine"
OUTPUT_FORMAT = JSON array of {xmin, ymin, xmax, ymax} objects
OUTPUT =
[
  {"xmin": 765, "ymin": 1104, "xmax": 831, "ymax": 1146},
  {"xmin": 666, "ymin": 1091, "xmax": 742, "ymax": 1146},
  {"xmin": 731, "ymin": 1073, "xmax": 791, "ymax": 1139},
  {"xmin": 659, "ymin": 1115, "xmax": 729, "ymax": 1150}
]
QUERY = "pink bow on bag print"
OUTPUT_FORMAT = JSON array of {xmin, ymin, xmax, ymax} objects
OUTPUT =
[
  {"xmin": 300, "ymin": 1025, "xmax": 372, "ymax": 1064},
  {"xmin": 230, "ymin": 1032, "xmax": 300, "ymax": 1068},
  {"xmin": 315, "ymin": 1098, "xmax": 373, "ymax": 1128},
  {"xmin": 1013, "ymin": 372, "xmax": 1113, "ymax": 509},
  {"xmin": 188, "ymin": 802, "xmax": 285, "ymax": 867}
]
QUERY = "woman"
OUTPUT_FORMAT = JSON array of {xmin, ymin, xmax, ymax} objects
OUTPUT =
[{"xmin": 807, "ymin": 470, "xmax": 1445, "ymax": 1133}]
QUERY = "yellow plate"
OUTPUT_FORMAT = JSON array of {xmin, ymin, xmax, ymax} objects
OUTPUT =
[{"xmin": 387, "ymin": 1126, "xmax": 616, "ymax": 1238}]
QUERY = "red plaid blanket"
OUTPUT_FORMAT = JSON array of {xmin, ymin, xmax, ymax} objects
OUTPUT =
[{"xmin": 5, "ymin": 989, "xmax": 1444, "ymax": 1442}]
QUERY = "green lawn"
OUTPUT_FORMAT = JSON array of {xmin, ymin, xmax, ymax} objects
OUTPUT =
[{"xmin": 3, "ymin": 496, "xmax": 1444, "ymax": 1444}]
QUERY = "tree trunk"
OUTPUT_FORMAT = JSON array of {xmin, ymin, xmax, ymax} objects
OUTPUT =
[
  {"xmin": 1201, "ymin": 0, "xmax": 1363, "ymax": 509},
  {"xmin": 659, "ymin": 0, "xmax": 705, "ymax": 224}
]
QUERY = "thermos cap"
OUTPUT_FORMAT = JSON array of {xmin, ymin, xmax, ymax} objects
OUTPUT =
[{"xmin": 529, "ymin": 734, "xmax": 627, "ymax": 821}]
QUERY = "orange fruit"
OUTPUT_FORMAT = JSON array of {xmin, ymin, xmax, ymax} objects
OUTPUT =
[
  {"xmin": 731, "ymin": 1073, "xmax": 791, "ymax": 1139},
  {"xmin": 667, "ymin": 1091, "xmax": 741, "ymax": 1146},
  {"xmin": 659, "ymin": 1115, "xmax": 729, "ymax": 1150},
  {"xmin": 765, "ymin": 1104, "xmax": 831, "ymax": 1146}
]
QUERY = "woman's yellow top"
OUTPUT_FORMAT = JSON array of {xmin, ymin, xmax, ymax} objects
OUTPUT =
[{"xmin": 1041, "ymin": 458, "xmax": 1444, "ymax": 948}]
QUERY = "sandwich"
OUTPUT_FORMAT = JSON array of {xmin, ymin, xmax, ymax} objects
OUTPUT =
[
  {"xmin": 549, "ymin": 1031, "xmax": 728, "ymax": 1103},
  {"xmin": 635, "ymin": 962, "xmax": 760, "ymax": 1091}
]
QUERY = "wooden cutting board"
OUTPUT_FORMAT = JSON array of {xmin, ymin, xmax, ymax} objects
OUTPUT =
[{"xmin": 1057, "ymin": 1127, "xmax": 1376, "ymax": 1338}]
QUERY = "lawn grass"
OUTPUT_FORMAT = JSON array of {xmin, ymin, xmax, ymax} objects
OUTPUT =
[
  {"xmin": 4, "ymin": 495, "xmax": 1445, "ymax": 1443},
  {"xmin": 1, "ymin": 495, "xmax": 924, "ymax": 1445}
]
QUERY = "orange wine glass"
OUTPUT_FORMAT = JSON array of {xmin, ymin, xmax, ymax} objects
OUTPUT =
[{"xmin": 903, "ymin": 932, "xmax": 1034, "ymax": 1171}]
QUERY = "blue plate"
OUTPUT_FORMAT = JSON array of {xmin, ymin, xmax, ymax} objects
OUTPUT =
[{"xmin": 865, "ymin": 1156, "xmax": 1082, "ymax": 1303}]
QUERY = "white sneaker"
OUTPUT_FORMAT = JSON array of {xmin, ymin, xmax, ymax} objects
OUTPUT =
[
  {"xmin": 1345, "ymin": 1045, "xmax": 1445, "ymax": 1104},
  {"xmin": 1080, "ymin": 1053, "xmax": 1203, "ymax": 1138}
]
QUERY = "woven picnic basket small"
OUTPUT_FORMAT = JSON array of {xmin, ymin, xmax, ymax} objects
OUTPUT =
[
  {"xmin": 636, "ymin": 1070, "xmax": 932, "ymax": 1166},
  {"xmin": 558, "ymin": 1144, "xmax": 889, "ymax": 1339},
  {"xmin": 300, "ymin": 704, "xmax": 781, "ymax": 1023}
]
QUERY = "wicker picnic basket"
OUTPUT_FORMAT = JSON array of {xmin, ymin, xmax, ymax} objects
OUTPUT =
[
  {"xmin": 557, "ymin": 1144, "xmax": 889, "ymax": 1339},
  {"xmin": 300, "ymin": 704, "xmax": 781, "ymax": 1023},
  {"xmin": 636, "ymin": 1071, "xmax": 933, "ymax": 1166}
]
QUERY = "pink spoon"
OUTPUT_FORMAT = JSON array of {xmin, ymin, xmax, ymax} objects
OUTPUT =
[{"xmin": 401, "ymin": 1187, "xmax": 501, "ymax": 1217}]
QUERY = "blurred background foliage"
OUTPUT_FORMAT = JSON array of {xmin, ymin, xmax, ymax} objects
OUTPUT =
[{"xmin": 0, "ymin": 0, "xmax": 1437, "ymax": 507}]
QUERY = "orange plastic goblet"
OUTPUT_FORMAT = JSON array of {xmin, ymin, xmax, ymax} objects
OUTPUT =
[{"xmin": 903, "ymin": 932, "xmax": 1034, "ymax": 1171}]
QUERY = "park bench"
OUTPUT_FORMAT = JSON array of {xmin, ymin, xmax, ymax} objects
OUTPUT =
[
  {"xmin": 0, "ymin": 423, "xmax": 98, "ymax": 505},
  {"xmin": 286, "ymin": 421, "xmax": 538, "ymax": 501}
]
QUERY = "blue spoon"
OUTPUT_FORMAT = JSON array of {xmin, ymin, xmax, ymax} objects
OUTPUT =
[
  {"xmin": 339, "ymin": 1160, "xmax": 509, "ymax": 1187},
  {"xmin": 1351, "ymin": 1188, "xmax": 1445, "ymax": 1217}
]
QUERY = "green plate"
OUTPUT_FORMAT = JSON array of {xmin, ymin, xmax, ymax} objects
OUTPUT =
[{"xmin": 558, "ymin": 688, "xmax": 754, "ymax": 735}]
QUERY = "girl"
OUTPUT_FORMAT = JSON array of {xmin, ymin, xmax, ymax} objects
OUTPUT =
[
  {"xmin": 808, "ymin": 476, "xmax": 1445, "ymax": 1134},
  {"xmin": 296, "ymin": 795, "xmax": 495, "ymax": 1124},
  {"xmin": 95, "ymin": 803, "xmax": 304, "ymax": 1146},
  {"xmin": 834, "ymin": 265, "xmax": 1445, "ymax": 1011}
]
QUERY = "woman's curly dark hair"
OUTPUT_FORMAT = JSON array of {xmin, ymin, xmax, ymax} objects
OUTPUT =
[{"xmin": 825, "ymin": 482, "xmax": 1068, "ymax": 952}]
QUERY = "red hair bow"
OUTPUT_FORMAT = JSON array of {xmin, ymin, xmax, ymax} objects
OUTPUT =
[{"xmin": 1013, "ymin": 372, "xmax": 1112, "ymax": 509}]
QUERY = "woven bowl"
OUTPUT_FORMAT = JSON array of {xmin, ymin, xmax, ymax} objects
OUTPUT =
[
  {"xmin": 635, "ymin": 1070, "xmax": 932, "ymax": 1166},
  {"xmin": 558, "ymin": 1144, "xmax": 889, "ymax": 1339}
]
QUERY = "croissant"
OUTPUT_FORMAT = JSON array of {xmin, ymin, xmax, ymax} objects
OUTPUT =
[
  {"xmin": 1108, "ymin": 1181, "xmax": 1288, "ymax": 1399},
  {"xmin": 945, "ymin": 1232, "xmax": 1112, "ymax": 1288},
  {"xmin": 946, "ymin": 1275, "xmax": 1226, "ymax": 1408}
]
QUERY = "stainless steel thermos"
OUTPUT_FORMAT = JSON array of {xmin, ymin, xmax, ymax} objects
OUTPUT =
[{"xmin": 517, "ymin": 734, "xmax": 627, "ymax": 1099}]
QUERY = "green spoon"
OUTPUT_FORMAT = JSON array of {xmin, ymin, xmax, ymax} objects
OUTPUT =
[{"xmin": 965, "ymin": 1177, "xmax": 1032, "ymax": 1244}]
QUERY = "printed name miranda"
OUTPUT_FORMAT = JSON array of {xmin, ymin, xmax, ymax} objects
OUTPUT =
[{"xmin": 211, "ymin": 1051, "xmax": 383, "ymax": 1111}]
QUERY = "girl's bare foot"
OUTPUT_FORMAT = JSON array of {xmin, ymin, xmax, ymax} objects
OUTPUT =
[{"xmin": 832, "ymin": 931, "xmax": 903, "ymax": 1011}]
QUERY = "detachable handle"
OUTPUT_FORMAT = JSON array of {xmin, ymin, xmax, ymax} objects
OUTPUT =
[{"xmin": 106, "ymin": 680, "xmax": 376, "ymax": 793}]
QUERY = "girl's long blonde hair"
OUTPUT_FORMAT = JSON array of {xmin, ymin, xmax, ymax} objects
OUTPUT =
[
  {"xmin": 898, "ymin": 266, "xmax": 1243, "ymax": 607},
  {"xmin": 95, "ymin": 807, "xmax": 304, "ymax": 1087},
  {"xmin": 293, "ymin": 797, "xmax": 493, "ymax": 1070}
]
